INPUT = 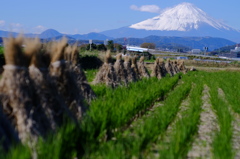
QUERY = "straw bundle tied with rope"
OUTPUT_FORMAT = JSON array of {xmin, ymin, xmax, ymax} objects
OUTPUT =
[
  {"xmin": 93, "ymin": 51, "xmax": 118, "ymax": 88},
  {"xmin": 131, "ymin": 55, "xmax": 140, "ymax": 80},
  {"xmin": 137, "ymin": 56, "xmax": 150, "ymax": 79},
  {"xmin": 49, "ymin": 38, "xmax": 86, "ymax": 120},
  {"xmin": 114, "ymin": 53, "xmax": 128, "ymax": 85},
  {"xmin": 27, "ymin": 38, "xmax": 76, "ymax": 129},
  {"xmin": 66, "ymin": 44, "xmax": 96, "ymax": 103},
  {"xmin": 124, "ymin": 55, "xmax": 137, "ymax": 82},
  {"xmin": 0, "ymin": 36, "xmax": 50, "ymax": 144},
  {"xmin": 151, "ymin": 58, "xmax": 162, "ymax": 79},
  {"xmin": 165, "ymin": 59, "xmax": 174, "ymax": 77},
  {"xmin": 177, "ymin": 60, "xmax": 188, "ymax": 74}
]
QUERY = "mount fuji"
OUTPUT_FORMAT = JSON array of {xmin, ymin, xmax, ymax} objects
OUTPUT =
[{"xmin": 101, "ymin": 2, "xmax": 240, "ymax": 42}]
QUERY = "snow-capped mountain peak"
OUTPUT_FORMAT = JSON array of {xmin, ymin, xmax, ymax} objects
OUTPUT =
[{"xmin": 129, "ymin": 2, "xmax": 234, "ymax": 31}]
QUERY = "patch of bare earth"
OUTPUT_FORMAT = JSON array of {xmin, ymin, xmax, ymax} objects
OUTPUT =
[
  {"xmin": 147, "ymin": 86, "xmax": 191, "ymax": 158},
  {"xmin": 218, "ymin": 88, "xmax": 240, "ymax": 159},
  {"xmin": 187, "ymin": 85, "xmax": 219, "ymax": 159}
]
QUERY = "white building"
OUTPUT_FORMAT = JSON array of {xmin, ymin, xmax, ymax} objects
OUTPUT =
[{"xmin": 191, "ymin": 49, "xmax": 201, "ymax": 54}]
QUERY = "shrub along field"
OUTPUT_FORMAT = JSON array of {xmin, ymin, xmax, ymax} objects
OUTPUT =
[{"xmin": 2, "ymin": 69, "xmax": 240, "ymax": 159}]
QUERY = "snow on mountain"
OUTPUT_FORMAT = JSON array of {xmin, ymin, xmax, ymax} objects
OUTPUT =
[{"xmin": 130, "ymin": 2, "xmax": 237, "ymax": 32}]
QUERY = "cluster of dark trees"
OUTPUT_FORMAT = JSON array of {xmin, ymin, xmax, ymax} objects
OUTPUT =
[{"xmin": 79, "ymin": 40, "xmax": 124, "ymax": 52}]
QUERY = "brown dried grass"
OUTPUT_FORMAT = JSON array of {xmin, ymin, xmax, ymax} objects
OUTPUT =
[
  {"xmin": 0, "ymin": 36, "xmax": 52, "ymax": 144},
  {"xmin": 124, "ymin": 55, "xmax": 137, "ymax": 82},
  {"xmin": 93, "ymin": 52, "xmax": 118, "ymax": 88},
  {"xmin": 137, "ymin": 56, "xmax": 150, "ymax": 79},
  {"xmin": 68, "ymin": 44, "xmax": 96, "ymax": 103},
  {"xmin": 49, "ymin": 38, "xmax": 86, "ymax": 120},
  {"xmin": 114, "ymin": 53, "xmax": 128, "ymax": 85}
]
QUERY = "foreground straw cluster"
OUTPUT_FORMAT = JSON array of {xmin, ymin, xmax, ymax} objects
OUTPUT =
[
  {"xmin": 0, "ymin": 36, "xmax": 189, "ymax": 153},
  {"xmin": 93, "ymin": 52, "xmax": 188, "ymax": 87},
  {"xmin": 0, "ymin": 36, "xmax": 95, "ymax": 150}
]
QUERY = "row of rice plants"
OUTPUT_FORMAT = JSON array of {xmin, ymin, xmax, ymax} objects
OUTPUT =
[
  {"xmin": 153, "ymin": 72, "xmax": 204, "ymax": 158},
  {"xmin": 85, "ymin": 74, "xmax": 192, "ymax": 158},
  {"xmin": 205, "ymin": 72, "xmax": 234, "ymax": 158},
  {"xmin": 2, "ymin": 73, "xmax": 180, "ymax": 159},
  {"xmin": 80, "ymin": 75, "xmax": 180, "ymax": 153}
]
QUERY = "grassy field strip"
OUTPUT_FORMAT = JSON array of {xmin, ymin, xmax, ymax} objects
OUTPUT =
[
  {"xmin": 121, "ymin": 79, "xmax": 186, "ymax": 132},
  {"xmin": 187, "ymin": 85, "xmax": 218, "ymax": 158},
  {"xmin": 80, "ymin": 76, "xmax": 180, "ymax": 156},
  {"xmin": 207, "ymin": 78, "xmax": 233, "ymax": 159},
  {"xmin": 147, "ymin": 83, "xmax": 192, "ymax": 158},
  {"xmin": 218, "ymin": 88, "xmax": 240, "ymax": 159},
  {"xmin": 146, "ymin": 80, "xmax": 203, "ymax": 159},
  {"xmin": 84, "ymin": 76, "xmax": 191, "ymax": 158}
]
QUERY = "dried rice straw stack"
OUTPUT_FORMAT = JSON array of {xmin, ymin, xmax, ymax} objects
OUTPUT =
[
  {"xmin": 131, "ymin": 55, "xmax": 140, "ymax": 80},
  {"xmin": 124, "ymin": 55, "xmax": 137, "ymax": 82},
  {"xmin": 137, "ymin": 56, "xmax": 150, "ymax": 79},
  {"xmin": 27, "ymin": 38, "xmax": 76, "ymax": 129},
  {"xmin": 114, "ymin": 53, "xmax": 128, "ymax": 85},
  {"xmin": 177, "ymin": 60, "xmax": 188, "ymax": 74},
  {"xmin": 49, "ymin": 38, "xmax": 86, "ymax": 120},
  {"xmin": 93, "ymin": 51, "xmax": 118, "ymax": 88},
  {"xmin": 0, "ymin": 36, "xmax": 49, "ymax": 144},
  {"xmin": 165, "ymin": 59, "xmax": 174, "ymax": 76},
  {"xmin": 159, "ymin": 58, "xmax": 167, "ymax": 77},
  {"xmin": 151, "ymin": 58, "xmax": 162, "ymax": 79},
  {"xmin": 67, "ymin": 44, "xmax": 96, "ymax": 103}
]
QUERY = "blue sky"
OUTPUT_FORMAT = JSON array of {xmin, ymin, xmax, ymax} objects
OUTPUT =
[{"xmin": 1, "ymin": 0, "xmax": 240, "ymax": 34}]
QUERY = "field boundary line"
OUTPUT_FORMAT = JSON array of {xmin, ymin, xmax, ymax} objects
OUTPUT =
[
  {"xmin": 187, "ymin": 85, "xmax": 219, "ymax": 159},
  {"xmin": 218, "ymin": 88, "xmax": 240, "ymax": 159}
]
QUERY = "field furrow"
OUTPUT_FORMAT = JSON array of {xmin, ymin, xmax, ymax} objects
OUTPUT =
[
  {"xmin": 187, "ymin": 85, "xmax": 219, "ymax": 159},
  {"xmin": 218, "ymin": 88, "xmax": 240, "ymax": 159},
  {"xmin": 148, "ymin": 85, "xmax": 191, "ymax": 158}
]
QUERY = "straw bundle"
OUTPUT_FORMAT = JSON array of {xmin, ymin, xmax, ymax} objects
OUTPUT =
[
  {"xmin": 67, "ymin": 44, "xmax": 96, "ymax": 103},
  {"xmin": 93, "ymin": 51, "xmax": 118, "ymax": 88},
  {"xmin": 131, "ymin": 55, "xmax": 140, "ymax": 80},
  {"xmin": 49, "ymin": 38, "xmax": 86, "ymax": 120},
  {"xmin": 0, "ymin": 36, "xmax": 50, "ymax": 143},
  {"xmin": 151, "ymin": 58, "xmax": 162, "ymax": 79},
  {"xmin": 137, "ymin": 56, "xmax": 150, "ymax": 79},
  {"xmin": 165, "ymin": 59, "xmax": 174, "ymax": 76},
  {"xmin": 124, "ymin": 55, "xmax": 137, "ymax": 82},
  {"xmin": 172, "ymin": 60, "xmax": 180, "ymax": 75},
  {"xmin": 177, "ymin": 60, "xmax": 188, "ymax": 74},
  {"xmin": 114, "ymin": 53, "xmax": 128, "ymax": 85},
  {"xmin": 27, "ymin": 38, "xmax": 76, "ymax": 129}
]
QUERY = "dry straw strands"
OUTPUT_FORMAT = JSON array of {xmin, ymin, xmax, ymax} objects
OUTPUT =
[
  {"xmin": 165, "ymin": 59, "xmax": 174, "ymax": 76},
  {"xmin": 27, "ymin": 38, "xmax": 76, "ymax": 129},
  {"xmin": 177, "ymin": 60, "xmax": 188, "ymax": 74},
  {"xmin": 124, "ymin": 55, "xmax": 137, "ymax": 82},
  {"xmin": 151, "ymin": 58, "xmax": 162, "ymax": 79},
  {"xmin": 131, "ymin": 55, "xmax": 140, "ymax": 80},
  {"xmin": 67, "ymin": 44, "xmax": 96, "ymax": 103},
  {"xmin": 49, "ymin": 38, "xmax": 86, "ymax": 120},
  {"xmin": 137, "ymin": 56, "xmax": 150, "ymax": 79},
  {"xmin": 93, "ymin": 51, "xmax": 118, "ymax": 88},
  {"xmin": 114, "ymin": 53, "xmax": 128, "ymax": 85},
  {"xmin": 0, "ymin": 36, "xmax": 51, "ymax": 144}
]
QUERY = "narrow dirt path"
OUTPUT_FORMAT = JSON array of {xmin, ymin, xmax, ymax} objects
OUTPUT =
[
  {"xmin": 187, "ymin": 85, "xmax": 219, "ymax": 159},
  {"xmin": 145, "ymin": 85, "xmax": 191, "ymax": 158},
  {"xmin": 218, "ymin": 88, "xmax": 240, "ymax": 159}
]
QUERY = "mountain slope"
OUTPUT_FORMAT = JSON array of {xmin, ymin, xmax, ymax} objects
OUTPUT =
[
  {"xmin": 39, "ymin": 29, "xmax": 62, "ymax": 39},
  {"xmin": 113, "ymin": 36, "xmax": 236, "ymax": 51},
  {"xmin": 101, "ymin": 2, "xmax": 240, "ymax": 42}
]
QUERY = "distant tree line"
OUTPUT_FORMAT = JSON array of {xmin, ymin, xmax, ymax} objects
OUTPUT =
[{"xmin": 79, "ymin": 40, "xmax": 123, "ymax": 52}]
